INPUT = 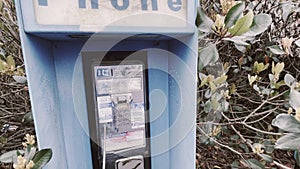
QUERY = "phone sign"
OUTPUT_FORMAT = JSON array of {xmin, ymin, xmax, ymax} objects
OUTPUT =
[{"xmin": 33, "ymin": 0, "xmax": 187, "ymax": 28}]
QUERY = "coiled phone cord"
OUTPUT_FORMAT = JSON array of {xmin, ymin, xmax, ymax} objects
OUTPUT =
[{"xmin": 102, "ymin": 124, "xmax": 107, "ymax": 169}]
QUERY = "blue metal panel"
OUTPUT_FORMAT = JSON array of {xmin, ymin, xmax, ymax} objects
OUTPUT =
[
  {"xmin": 14, "ymin": 1, "xmax": 68, "ymax": 168},
  {"xmin": 53, "ymin": 41, "xmax": 93, "ymax": 169},
  {"xmin": 168, "ymin": 34, "xmax": 197, "ymax": 169},
  {"xmin": 24, "ymin": 37, "xmax": 68, "ymax": 169},
  {"xmin": 148, "ymin": 49, "xmax": 170, "ymax": 169}
]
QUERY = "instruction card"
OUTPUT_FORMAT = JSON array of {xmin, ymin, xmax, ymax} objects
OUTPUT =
[{"xmin": 94, "ymin": 64, "xmax": 146, "ymax": 152}]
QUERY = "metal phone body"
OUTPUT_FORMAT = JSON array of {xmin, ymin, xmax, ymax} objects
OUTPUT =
[{"xmin": 82, "ymin": 51, "xmax": 151, "ymax": 169}]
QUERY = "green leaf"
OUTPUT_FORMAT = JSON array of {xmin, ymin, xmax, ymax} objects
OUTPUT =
[
  {"xmin": 0, "ymin": 48, "xmax": 5, "ymax": 57},
  {"xmin": 294, "ymin": 8, "xmax": 300, "ymax": 13},
  {"xmin": 13, "ymin": 75, "xmax": 27, "ymax": 84},
  {"xmin": 225, "ymin": 2, "xmax": 245, "ymax": 28},
  {"xmin": 253, "ymin": 84, "xmax": 261, "ymax": 93},
  {"xmin": 234, "ymin": 44, "xmax": 246, "ymax": 53},
  {"xmin": 258, "ymin": 154, "xmax": 273, "ymax": 163},
  {"xmin": 272, "ymin": 114, "xmax": 300, "ymax": 133},
  {"xmin": 229, "ymin": 10, "xmax": 254, "ymax": 36},
  {"xmin": 247, "ymin": 159, "xmax": 265, "ymax": 169},
  {"xmin": 231, "ymin": 160, "xmax": 239, "ymax": 169},
  {"xmin": 295, "ymin": 39, "xmax": 300, "ymax": 47},
  {"xmin": 0, "ymin": 150, "xmax": 23, "ymax": 163},
  {"xmin": 198, "ymin": 73, "xmax": 207, "ymax": 80},
  {"xmin": 22, "ymin": 111, "xmax": 34, "ymax": 123},
  {"xmin": 211, "ymin": 96, "xmax": 220, "ymax": 111},
  {"xmin": 273, "ymin": 80, "xmax": 285, "ymax": 89},
  {"xmin": 204, "ymin": 89, "xmax": 212, "ymax": 98},
  {"xmin": 0, "ymin": 59, "xmax": 6, "ymax": 71},
  {"xmin": 0, "ymin": 136, "xmax": 7, "ymax": 148},
  {"xmin": 32, "ymin": 149, "xmax": 53, "ymax": 169},
  {"xmin": 16, "ymin": 150, "xmax": 24, "ymax": 157},
  {"xmin": 268, "ymin": 45, "xmax": 285, "ymax": 55},
  {"xmin": 25, "ymin": 147, "xmax": 36, "ymax": 162},
  {"xmin": 290, "ymin": 89, "xmax": 300, "ymax": 110},
  {"xmin": 214, "ymin": 75, "xmax": 227, "ymax": 85},
  {"xmin": 230, "ymin": 135, "xmax": 239, "ymax": 141},
  {"xmin": 253, "ymin": 61, "xmax": 269, "ymax": 74},
  {"xmin": 248, "ymin": 74, "xmax": 258, "ymax": 86},
  {"xmin": 200, "ymin": 76, "xmax": 208, "ymax": 87},
  {"xmin": 272, "ymin": 62, "xmax": 284, "ymax": 76},
  {"xmin": 232, "ymin": 106, "xmax": 243, "ymax": 112},
  {"xmin": 198, "ymin": 44, "xmax": 219, "ymax": 70},
  {"xmin": 281, "ymin": 1, "xmax": 293, "ymax": 22},
  {"xmin": 6, "ymin": 55, "xmax": 15, "ymax": 69},
  {"xmin": 239, "ymin": 143, "xmax": 250, "ymax": 153},
  {"xmin": 243, "ymin": 14, "xmax": 272, "ymax": 36},
  {"xmin": 0, "ymin": 0, "xmax": 3, "ymax": 11},
  {"xmin": 197, "ymin": 7, "xmax": 214, "ymax": 33},
  {"xmin": 198, "ymin": 126, "xmax": 210, "ymax": 144},
  {"xmin": 263, "ymin": 140, "xmax": 275, "ymax": 154},
  {"xmin": 209, "ymin": 81, "xmax": 217, "ymax": 93},
  {"xmin": 199, "ymin": 134, "xmax": 209, "ymax": 144},
  {"xmin": 222, "ymin": 101, "xmax": 229, "ymax": 112},
  {"xmin": 284, "ymin": 74, "xmax": 295, "ymax": 87},
  {"xmin": 223, "ymin": 36, "xmax": 250, "ymax": 46},
  {"xmin": 295, "ymin": 150, "xmax": 300, "ymax": 167},
  {"xmin": 275, "ymin": 133, "xmax": 300, "ymax": 150},
  {"xmin": 204, "ymin": 101, "xmax": 212, "ymax": 113}
]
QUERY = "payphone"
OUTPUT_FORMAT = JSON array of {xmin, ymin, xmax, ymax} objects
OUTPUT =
[
  {"xmin": 15, "ymin": 0, "xmax": 198, "ymax": 168},
  {"xmin": 82, "ymin": 51, "xmax": 151, "ymax": 169}
]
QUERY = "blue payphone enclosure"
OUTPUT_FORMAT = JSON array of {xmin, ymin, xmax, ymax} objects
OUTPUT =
[{"xmin": 15, "ymin": 0, "xmax": 198, "ymax": 168}]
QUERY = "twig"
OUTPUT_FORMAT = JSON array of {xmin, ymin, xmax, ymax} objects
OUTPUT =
[
  {"xmin": 226, "ymin": 107, "xmax": 277, "ymax": 122},
  {"xmin": 0, "ymin": 88, "xmax": 26, "ymax": 97},
  {"xmin": 246, "ymin": 112, "xmax": 273, "ymax": 124},
  {"xmin": 266, "ymin": 101, "xmax": 285, "ymax": 106},
  {"xmin": 3, "ymin": 143, "xmax": 23, "ymax": 150},
  {"xmin": 273, "ymin": 161, "xmax": 292, "ymax": 169},
  {"xmin": 243, "ymin": 90, "xmax": 288, "ymax": 123},
  {"xmin": 222, "ymin": 108, "xmax": 282, "ymax": 135},
  {"xmin": 232, "ymin": 118, "xmax": 291, "ymax": 169},
  {"xmin": 242, "ymin": 122, "xmax": 282, "ymax": 136},
  {"xmin": 236, "ymin": 92, "xmax": 262, "ymax": 104},
  {"xmin": 0, "ymin": 107, "xmax": 13, "ymax": 115},
  {"xmin": 0, "ymin": 115, "xmax": 20, "ymax": 119},
  {"xmin": 196, "ymin": 125, "xmax": 243, "ymax": 156},
  {"xmin": 243, "ymin": 100, "xmax": 268, "ymax": 123},
  {"xmin": 198, "ymin": 121, "xmax": 242, "ymax": 126}
]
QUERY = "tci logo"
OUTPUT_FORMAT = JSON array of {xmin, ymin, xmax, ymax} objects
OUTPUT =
[{"xmin": 38, "ymin": 0, "xmax": 183, "ymax": 12}]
